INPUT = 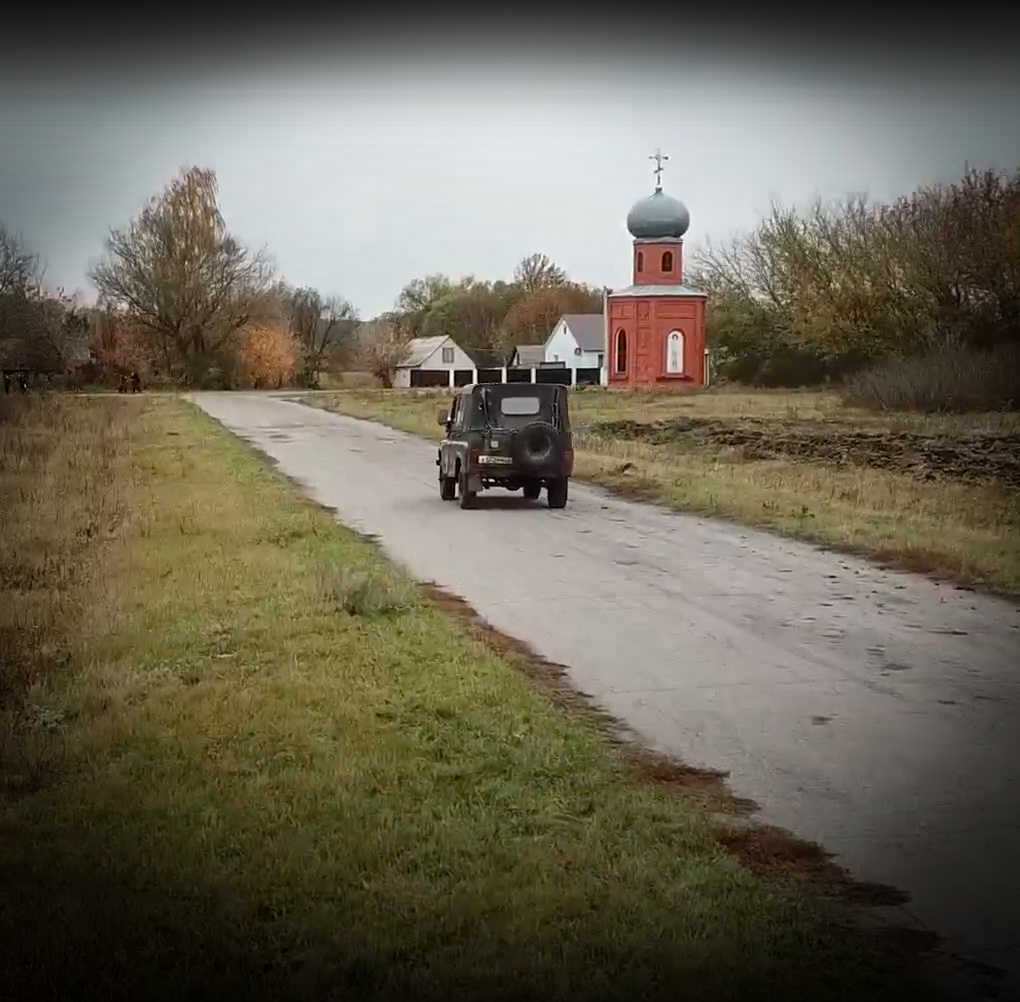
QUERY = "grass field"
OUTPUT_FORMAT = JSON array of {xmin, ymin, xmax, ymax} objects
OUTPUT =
[
  {"xmin": 306, "ymin": 386, "xmax": 1020, "ymax": 599},
  {"xmin": 0, "ymin": 392, "xmax": 938, "ymax": 1001}
]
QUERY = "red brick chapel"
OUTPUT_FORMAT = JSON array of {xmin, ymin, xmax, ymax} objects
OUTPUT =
[{"xmin": 607, "ymin": 151, "xmax": 708, "ymax": 388}]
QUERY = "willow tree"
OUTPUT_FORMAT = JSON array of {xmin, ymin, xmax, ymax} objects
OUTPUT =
[{"xmin": 90, "ymin": 166, "xmax": 273, "ymax": 386}]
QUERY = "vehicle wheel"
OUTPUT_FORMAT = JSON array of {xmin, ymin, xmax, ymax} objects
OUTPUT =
[
  {"xmin": 458, "ymin": 468, "xmax": 476, "ymax": 509},
  {"xmin": 522, "ymin": 481, "xmax": 541, "ymax": 501},
  {"xmin": 440, "ymin": 475, "xmax": 456, "ymax": 501},
  {"xmin": 547, "ymin": 477, "xmax": 568, "ymax": 509}
]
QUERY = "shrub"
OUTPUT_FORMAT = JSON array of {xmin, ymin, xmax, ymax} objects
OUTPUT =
[
  {"xmin": 840, "ymin": 342, "xmax": 1020, "ymax": 413},
  {"xmin": 234, "ymin": 323, "xmax": 300, "ymax": 389},
  {"xmin": 320, "ymin": 564, "xmax": 418, "ymax": 617}
]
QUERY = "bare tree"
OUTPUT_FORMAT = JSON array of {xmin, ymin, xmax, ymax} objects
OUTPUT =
[
  {"xmin": 0, "ymin": 223, "xmax": 42, "ymax": 299},
  {"xmin": 354, "ymin": 317, "xmax": 410, "ymax": 388},
  {"xmin": 513, "ymin": 252, "xmax": 567, "ymax": 293},
  {"xmin": 89, "ymin": 166, "xmax": 274, "ymax": 387},
  {"xmin": 285, "ymin": 285, "xmax": 358, "ymax": 386},
  {"xmin": 0, "ymin": 224, "xmax": 84, "ymax": 375}
]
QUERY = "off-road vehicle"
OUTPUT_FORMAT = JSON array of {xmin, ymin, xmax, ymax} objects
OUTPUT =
[{"xmin": 436, "ymin": 382, "xmax": 574, "ymax": 509}]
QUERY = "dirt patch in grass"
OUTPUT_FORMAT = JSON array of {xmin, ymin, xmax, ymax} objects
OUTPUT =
[{"xmin": 594, "ymin": 417, "xmax": 1020, "ymax": 489}]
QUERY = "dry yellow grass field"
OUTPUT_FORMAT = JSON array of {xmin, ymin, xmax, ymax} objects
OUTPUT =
[
  {"xmin": 0, "ymin": 392, "xmax": 935, "ymax": 1001},
  {"xmin": 307, "ymin": 386, "xmax": 1020, "ymax": 599}
]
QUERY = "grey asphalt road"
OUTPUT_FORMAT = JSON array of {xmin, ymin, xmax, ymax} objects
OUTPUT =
[{"xmin": 191, "ymin": 391, "xmax": 1020, "ymax": 994}]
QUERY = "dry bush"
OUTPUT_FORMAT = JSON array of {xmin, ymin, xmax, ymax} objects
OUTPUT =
[
  {"xmin": 841, "ymin": 342, "xmax": 1020, "ymax": 413},
  {"xmin": 90, "ymin": 311, "xmax": 160, "ymax": 383},
  {"xmin": 234, "ymin": 322, "xmax": 300, "ymax": 389},
  {"xmin": 693, "ymin": 165, "xmax": 1020, "ymax": 390}
]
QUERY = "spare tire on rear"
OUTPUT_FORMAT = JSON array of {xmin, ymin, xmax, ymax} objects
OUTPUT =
[{"xmin": 512, "ymin": 421, "xmax": 559, "ymax": 472}]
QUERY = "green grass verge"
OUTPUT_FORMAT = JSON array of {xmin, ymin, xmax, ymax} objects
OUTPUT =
[{"xmin": 0, "ymin": 394, "xmax": 931, "ymax": 1001}]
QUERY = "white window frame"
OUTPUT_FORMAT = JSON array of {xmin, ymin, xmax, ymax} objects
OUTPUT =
[
  {"xmin": 441, "ymin": 346, "xmax": 454, "ymax": 364},
  {"xmin": 666, "ymin": 330, "xmax": 684, "ymax": 374}
]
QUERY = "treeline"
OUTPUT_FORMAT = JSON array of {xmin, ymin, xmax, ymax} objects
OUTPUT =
[
  {"xmin": 0, "ymin": 226, "xmax": 92, "ymax": 380},
  {"xmin": 4, "ymin": 161, "xmax": 1017, "ymax": 408},
  {"xmin": 689, "ymin": 164, "xmax": 1020, "ymax": 408},
  {"xmin": 1, "ymin": 168, "xmax": 360, "ymax": 390},
  {"xmin": 2, "ymin": 165, "xmax": 604, "ymax": 390}
]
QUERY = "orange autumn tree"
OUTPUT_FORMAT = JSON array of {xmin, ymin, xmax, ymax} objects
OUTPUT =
[{"xmin": 235, "ymin": 322, "xmax": 300, "ymax": 388}]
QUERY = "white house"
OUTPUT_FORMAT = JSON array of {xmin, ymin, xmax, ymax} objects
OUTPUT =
[
  {"xmin": 392, "ymin": 335, "xmax": 476, "ymax": 388},
  {"xmin": 509, "ymin": 344, "xmax": 546, "ymax": 369},
  {"xmin": 543, "ymin": 314, "xmax": 607, "ymax": 385}
]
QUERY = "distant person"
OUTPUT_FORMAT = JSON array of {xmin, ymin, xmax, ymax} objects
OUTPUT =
[
  {"xmin": 2, "ymin": 372, "xmax": 10, "ymax": 394},
  {"xmin": 130, "ymin": 371, "xmax": 141, "ymax": 393},
  {"xmin": 18, "ymin": 372, "xmax": 28, "ymax": 393},
  {"xmin": 118, "ymin": 374, "xmax": 127, "ymax": 393}
]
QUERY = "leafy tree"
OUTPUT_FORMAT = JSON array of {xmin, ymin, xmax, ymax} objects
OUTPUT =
[
  {"xmin": 393, "ymin": 274, "xmax": 456, "ymax": 339},
  {"xmin": 419, "ymin": 278, "xmax": 521, "ymax": 351},
  {"xmin": 89, "ymin": 166, "xmax": 274, "ymax": 387},
  {"xmin": 498, "ymin": 283, "xmax": 603, "ymax": 351}
]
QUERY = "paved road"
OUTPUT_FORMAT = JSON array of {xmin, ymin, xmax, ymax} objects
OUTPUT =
[{"xmin": 192, "ymin": 392, "xmax": 1020, "ymax": 994}]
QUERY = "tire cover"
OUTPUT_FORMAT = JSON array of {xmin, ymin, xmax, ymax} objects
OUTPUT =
[{"xmin": 512, "ymin": 421, "xmax": 559, "ymax": 471}]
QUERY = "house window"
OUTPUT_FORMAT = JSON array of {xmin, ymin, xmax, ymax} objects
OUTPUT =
[
  {"xmin": 636, "ymin": 251, "xmax": 644, "ymax": 272},
  {"xmin": 441, "ymin": 346, "xmax": 454, "ymax": 364},
  {"xmin": 661, "ymin": 250, "xmax": 673, "ymax": 273},
  {"xmin": 666, "ymin": 330, "xmax": 684, "ymax": 374},
  {"xmin": 615, "ymin": 329, "xmax": 627, "ymax": 374}
]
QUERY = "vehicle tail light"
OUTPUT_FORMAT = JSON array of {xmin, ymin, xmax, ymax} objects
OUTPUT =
[
  {"xmin": 469, "ymin": 449, "xmax": 480, "ymax": 466},
  {"xmin": 562, "ymin": 449, "xmax": 573, "ymax": 473}
]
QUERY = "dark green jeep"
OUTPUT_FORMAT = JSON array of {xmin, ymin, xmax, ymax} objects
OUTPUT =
[{"xmin": 436, "ymin": 382, "xmax": 574, "ymax": 509}]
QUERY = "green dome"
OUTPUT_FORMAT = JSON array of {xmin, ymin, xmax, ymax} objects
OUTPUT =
[{"xmin": 626, "ymin": 187, "xmax": 690, "ymax": 239}]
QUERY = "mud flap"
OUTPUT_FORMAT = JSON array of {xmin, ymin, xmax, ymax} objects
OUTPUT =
[{"xmin": 467, "ymin": 474, "xmax": 483, "ymax": 493}]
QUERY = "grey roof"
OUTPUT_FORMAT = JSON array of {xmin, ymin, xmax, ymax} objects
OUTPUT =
[
  {"xmin": 513, "ymin": 344, "xmax": 545, "ymax": 366},
  {"xmin": 398, "ymin": 335, "xmax": 449, "ymax": 368},
  {"xmin": 559, "ymin": 313, "xmax": 605, "ymax": 352},
  {"xmin": 608, "ymin": 284, "xmax": 706, "ymax": 299},
  {"xmin": 626, "ymin": 187, "xmax": 691, "ymax": 239}
]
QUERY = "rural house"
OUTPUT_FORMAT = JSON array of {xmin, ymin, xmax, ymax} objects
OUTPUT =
[
  {"xmin": 542, "ymin": 313, "xmax": 606, "ymax": 385},
  {"xmin": 509, "ymin": 344, "xmax": 545, "ymax": 370},
  {"xmin": 392, "ymin": 334, "xmax": 475, "ymax": 388}
]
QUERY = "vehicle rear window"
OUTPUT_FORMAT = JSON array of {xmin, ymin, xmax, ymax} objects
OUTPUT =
[{"xmin": 499, "ymin": 396, "xmax": 542, "ymax": 416}]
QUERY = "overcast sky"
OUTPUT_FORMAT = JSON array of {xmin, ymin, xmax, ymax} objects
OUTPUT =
[{"xmin": 2, "ymin": 24, "xmax": 1019, "ymax": 319}]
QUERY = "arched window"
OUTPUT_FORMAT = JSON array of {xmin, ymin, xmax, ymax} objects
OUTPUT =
[
  {"xmin": 666, "ymin": 330, "xmax": 685, "ymax": 374},
  {"xmin": 615, "ymin": 329, "xmax": 628, "ymax": 374},
  {"xmin": 636, "ymin": 251, "xmax": 644, "ymax": 272},
  {"xmin": 661, "ymin": 250, "xmax": 674, "ymax": 273}
]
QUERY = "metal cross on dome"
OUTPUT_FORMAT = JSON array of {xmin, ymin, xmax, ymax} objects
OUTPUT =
[{"xmin": 650, "ymin": 148, "xmax": 669, "ymax": 187}]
